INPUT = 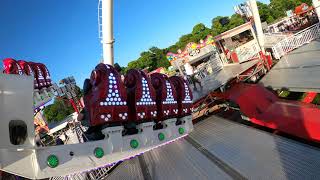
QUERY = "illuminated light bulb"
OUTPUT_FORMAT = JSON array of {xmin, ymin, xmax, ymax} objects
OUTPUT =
[
  {"xmin": 130, "ymin": 139, "xmax": 139, "ymax": 149},
  {"xmin": 47, "ymin": 155, "xmax": 59, "ymax": 168},
  {"xmin": 94, "ymin": 147, "xmax": 104, "ymax": 158},
  {"xmin": 158, "ymin": 133, "xmax": 165, "ymax": 141},
  {"xmin": 178, "ymin": 127, "xmax": 184, "ymax": 134}
]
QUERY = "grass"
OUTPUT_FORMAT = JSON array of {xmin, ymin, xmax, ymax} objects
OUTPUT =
[
  {"xmin": 278, "ymin": 90, "xmax": 290, "ymax": 98},
  {"xmin": 278, "ymin": 91, "xmax": 320, "ymax": 105},
  {"xmin": 312, "ymin": 94, "xmax": 320, "ymax": 105}
]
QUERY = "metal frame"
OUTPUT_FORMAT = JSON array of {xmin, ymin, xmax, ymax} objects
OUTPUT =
[
  {"xmin": 0, "ymin": 74, "xmax": 193, "ymax": 179},
  {"xmin": 272, "ymin": 23, "xmax": 320, "ymax": 59}
]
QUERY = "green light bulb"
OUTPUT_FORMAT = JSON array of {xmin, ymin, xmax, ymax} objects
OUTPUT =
[
  {"xmin": 158, "ymin": 133, "xmax": 165, "ymax": 141},
  {"xmin": 94, "ymin": 147, "xmax": 104, "ymax": 158},
  {"xmin": 130, "ymin": 139, "xmax": 139, "ymax": 149},
  {"xmin": 178, "ymin": 127, "xmax": 185, "ymax": 135},
  {"xmin": 47, "ymin": 155, "xmax": 59, "ymax": 168}
]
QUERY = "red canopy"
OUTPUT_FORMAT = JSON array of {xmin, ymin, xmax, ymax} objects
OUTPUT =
[{"xmin": 295, "ymin": 3, "xmax": 313, "ymax": 15}]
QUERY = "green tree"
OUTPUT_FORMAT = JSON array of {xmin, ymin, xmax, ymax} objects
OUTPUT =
[
  {"xmin": 257, "ymin": 1, "xmax": 275, "ymax": 23},
  {"xmin": 43, "ymin": 85, "xmax": 83, "ymax": 123},
  {"xmin": 43, "ymin": 98, "xmax": 74, "ymax": 123}
]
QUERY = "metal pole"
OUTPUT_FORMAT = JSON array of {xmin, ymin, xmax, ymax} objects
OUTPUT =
[
  {"xmin": 101, "ymin": 0, "xmax": 114, "ymax": 65},
  {"xmin": 248, "ymin": 0, "xmax": 265, "ymax": 52},
  {"xmin": 313, "ymin": 0, "xmax": 320, "ymax": 22}
]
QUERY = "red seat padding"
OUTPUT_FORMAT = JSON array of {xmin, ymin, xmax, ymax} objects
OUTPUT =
[
  {"xmin": 85, "ymin": 63, "xmax": 128, "ymax": 126},
  {"xmin": 2, "ymin": 58, "xmax": 24, "ymax": 75},
  {"xmin": 37, "ymin": 63, "xmax": 52, "ymax": 87},
  {"xmin": 29, "ymin": 62, "xmax": 47, "ymax": 89},
  {"xmin": 150, "ymin": 73, "xmax": 178, "ymax": 121},
  {"xmin": 17, "ymin": 60, "xmax": 39, "ymax": 89},
  {"xmin": 125, "ymin": 69, "xmax": 157, "ymax": 123},
  {"xmin": 169, "ymin": 76, "xmax": 193, "ymax": 117}
]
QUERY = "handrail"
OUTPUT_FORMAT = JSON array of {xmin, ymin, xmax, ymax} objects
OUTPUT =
[{"xmin": 271, "ymin": 23, "xmax": 320, "ymax": 59}]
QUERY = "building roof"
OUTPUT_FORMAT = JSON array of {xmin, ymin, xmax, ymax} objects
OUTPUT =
[
  {"xmin": 214, "ymin": 22, "xmax": 252, "ymax": 41},
  {"xmin": 295, "ymin": 3, "xmax": 313, "ymax": 15}
]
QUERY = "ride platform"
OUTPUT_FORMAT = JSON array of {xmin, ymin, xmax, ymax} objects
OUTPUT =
[
  {"xmin": 107, "ymin": 116, "xmax": 320, "ymax": 180},
  {"xmin": 261, "ymin": 39, "xmax": 320, "ymax": 92},
  {"xmin": 193, "ymin": 59, "xmax": 259, "ymax": 101}
]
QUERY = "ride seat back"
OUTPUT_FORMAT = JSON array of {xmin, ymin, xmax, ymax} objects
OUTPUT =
[
  {"xmin": 169, "ymin": 76, "xmax": 193, "ymax": 117},
  {"xmin": 125, "ymin": 69, "xmax": 157, "ymax": 123},
  {"xmin": 85, "ymin": 63, "xmax": 128, "ymax": 126},
  {"xmin": 150, "ymin": 73, "xmax": 178, "ymax": 121}
]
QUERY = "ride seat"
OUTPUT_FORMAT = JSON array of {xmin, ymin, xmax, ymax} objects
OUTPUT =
[
  {"xmin": 150, "ymin": 73, "xmax": 178, "ymax": 122},
  {"xmin": 85, "ymin": 63, "xmax": 128, "ymax": 126},
  {"xmin": 124, "ymin": 69, "xmax": 157, "ymax": 123}
]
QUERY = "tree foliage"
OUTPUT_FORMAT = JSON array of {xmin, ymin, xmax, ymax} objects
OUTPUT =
[
  {"xmin": 43, "ymin": 85, "xmax": 82, "ymax": 123},
  {"xmin": 258, "ymin": 0, "xmax": 313, "ymax": 23},
  {"xmin": 122, "ymin": 0, "xmax": 311, "ymax": 72}
]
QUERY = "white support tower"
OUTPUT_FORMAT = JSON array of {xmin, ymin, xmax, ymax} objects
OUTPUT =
[
  {"xmin": 98, "ymin": 0, "xmax": 114, "ymax": 65},
  {"xmin": 248, "ymin": 0, "xmax": 265, "ymax": 52}
]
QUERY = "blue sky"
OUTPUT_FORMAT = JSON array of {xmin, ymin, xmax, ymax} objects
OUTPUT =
[{"xmin": 0, "ymin": 0, "xmax": 269, "ymax": 86}]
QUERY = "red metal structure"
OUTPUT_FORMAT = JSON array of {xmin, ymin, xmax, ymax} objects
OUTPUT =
[{"xmin": 196, "ymin": 82, "xmax": 320, "ymax": 143}]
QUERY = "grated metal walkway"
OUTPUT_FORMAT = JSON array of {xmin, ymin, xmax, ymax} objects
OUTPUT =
[{"xmin": 106, "ymin": 116, "xmax": 320, "ymax": 180}]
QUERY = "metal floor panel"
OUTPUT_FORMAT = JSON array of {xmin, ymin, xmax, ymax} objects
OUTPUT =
[
  {"xmin": 261, "ymin": 39, "xmax": 320, "ymax": 92},
  {"xmin": 106, "ymin": 139, "xmax": 232, "ymax": 180},
  {"xmin": 105, "ymin": 157, "xmax": 144, "ymax": 180},
  {"xmin": 142, "ymin": 139, "xmax": 233, "ymax": 180},
  {"xmin": 190, "ymin": 116, "xmax": 320, "ymax": 180}
]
